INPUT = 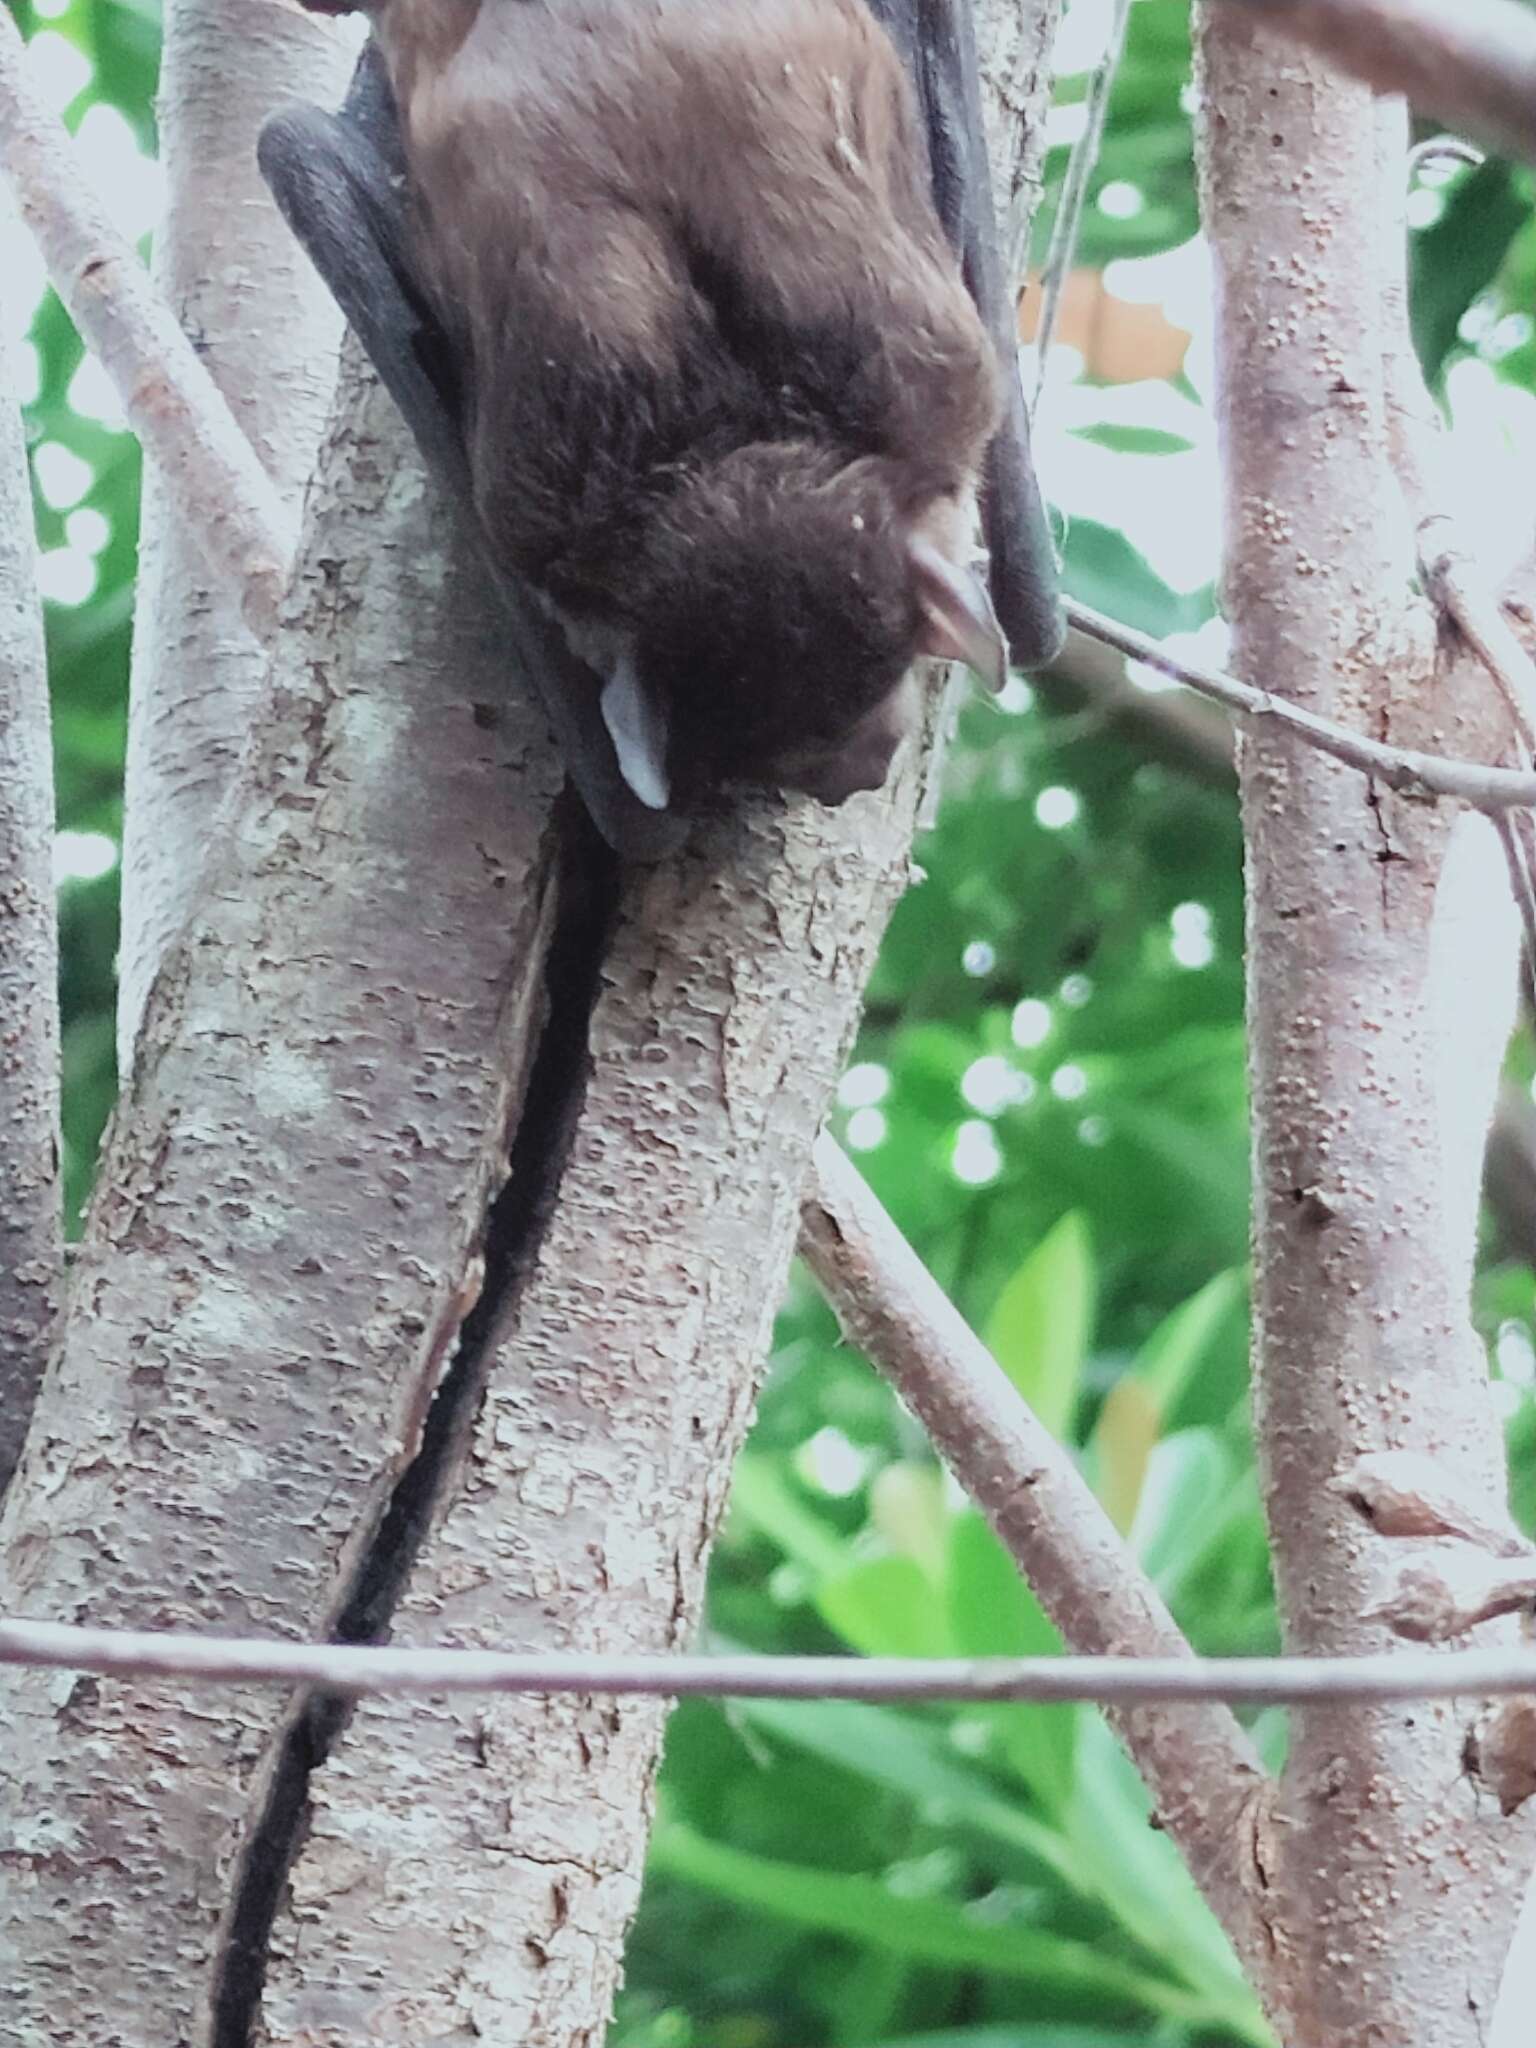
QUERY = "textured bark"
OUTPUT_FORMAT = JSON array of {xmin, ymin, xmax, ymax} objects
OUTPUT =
[
  {"xmin": 975, "ymin": 0, "xmax": 1060, "ymax": 284},
  {"xmin": 0, "ymin": 360, "xmax": 563, "ymax": 2047},
  {"xmin": 0, "ymin": 324, "xmax": 61, "ymax": 1499},
  {"xmin": 118, "ymin": 0, "xmax": 357, "ymax": 1071},
  {"xmin": 0, "ymin": 7, "xmax": 296, "ymax": 654},
  {"xmin": 1196, "ymin": 16, "xmax": 1536, "ymax": 2043},
  {"xmin": 1217, "ymin": 0, "xmax": 1536, "ymax": 167},
  {"xmin": 255, "ymin": 9, "xmax": 1066, "ymax": 2041},
  {"xmin": 261, "ymin": 758, "xmax": 919, "ymax": 2048}
]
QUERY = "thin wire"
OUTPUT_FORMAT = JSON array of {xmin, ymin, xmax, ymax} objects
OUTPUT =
[{"xmin": 1031, "ymin": 0, "xmax": 1136, "ymax": 414}]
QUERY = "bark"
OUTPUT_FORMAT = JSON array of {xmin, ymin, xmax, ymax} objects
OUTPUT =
[
  {"xmin": 1217, "ymin": 0, "xmax": 1536, "ymax": 166},
  {"xmin": 0, "ymin": 320, "xmax": 61, "ymax": 1498},
  {"xmin": 1195, "ymin": 16, "xmax": 1536, "ymax": 2043},
  {"xmin": 254, "ymin": 9, "xmax": 1066, "ymax": 2041},
  {"xmin": 0, "ymin": 358, "xmax": 563, "ymax": 2048},
  {"xmin": 0, "ymin": 6, "xmax": 298, "ymax": 664},
  {"xmin": 259, "ymin": 745, "xmax": 920, "ymax": 2048},
  {"xmin": 976, "ymin": 0, "xmax": 1060, "ymax": 284},
  {"xmin": 118, "ymin": 0, "xmax": 357, "ymax": 1072}
]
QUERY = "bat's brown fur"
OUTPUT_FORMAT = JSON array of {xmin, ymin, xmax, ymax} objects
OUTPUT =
[{"xmin": 319, "ymin": 0, "xmax": 1005, "ymax": 806}]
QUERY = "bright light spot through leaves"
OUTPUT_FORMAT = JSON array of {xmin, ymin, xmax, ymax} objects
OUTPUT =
[{"xmin": 53, "ymin": 830, "xmax": 117, "ymax": 886}]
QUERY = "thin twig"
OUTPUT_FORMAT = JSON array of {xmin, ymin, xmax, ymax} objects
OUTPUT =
[
  {"xmin": 1, "ymin": 1617, "xmax": 1534, "ymax": 1705},
  {"xmin": 1032, "ymin": 0, "xmax": 1135, "ymax": 411},
  {"xmin": 0, "ymin": 7, "xmax": 293, "ymax": 639},
  {"xmin": 1217, "ymin": 0, "xmax": 1536, "ymax": 166},
  {"xmin": 1406, "ymin": 135, "xmax": 1484, "ymax": 179},
  {"xmin": 1373, "ymin": 1556, "xmax": 1536, "ymax": 1643},
  {"xmin": 1420, "ymin": 517, "xmax": 1536, "ymax": 739},
  {"xmin": 1066, "ymin": 597, "xmax": 1536, "ymax": 809},
  {"xmin": 800, "ymin": 1133, "xmax": 1280, "ymax": 1999}
]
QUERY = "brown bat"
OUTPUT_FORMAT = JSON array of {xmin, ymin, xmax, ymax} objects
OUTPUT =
[{"xmin": 262, "ymin": 0, "xmax": 1061, "ymax": 853}]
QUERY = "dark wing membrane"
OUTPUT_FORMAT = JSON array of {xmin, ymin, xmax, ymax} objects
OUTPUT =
[
  {"xmin": 257, "ymin": 46, "xmax": 688, "ymax": 861},
  {"xmin": 866, "ymin": 0, "xmax": 1063, "ymax": 669}
]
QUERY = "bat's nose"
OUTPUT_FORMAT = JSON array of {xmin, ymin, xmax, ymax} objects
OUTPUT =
[{"xmin": 779, "ymin": 728, "xmax": 902, "ymax": 805}]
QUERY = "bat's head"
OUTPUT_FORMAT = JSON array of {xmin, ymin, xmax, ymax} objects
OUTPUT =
[{"xmin": 600, "ymin": 445, "xmax": 1006, "ymax": 814}]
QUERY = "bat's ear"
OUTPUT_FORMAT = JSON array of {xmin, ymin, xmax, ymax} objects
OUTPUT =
[
  {"xmin": 600, "ymin": 655, "xmax": 672, "ymax": 811},
  {"xmin": 908, "ymin": 535, "xmax": 1009, "ymax": 694}
]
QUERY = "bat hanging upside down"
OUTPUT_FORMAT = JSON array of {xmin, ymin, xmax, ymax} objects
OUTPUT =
[{"xmin": 261, "ymin": 0, "xmax": 1062, "ymax": 857}]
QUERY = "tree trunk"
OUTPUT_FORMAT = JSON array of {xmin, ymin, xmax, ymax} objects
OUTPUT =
[
  {"xmin": 1195, "ymin": 12, "xmax": 1536, "ymax": 2040},
  {"xmin": 0, "ymin": 6, "xmax": 1065, "ymax": 2044},
  {"xmin": 0, "ymin": 361, "xmax": 562, "ymax": 2048},
  {"xmin": 0, "ymin": 304, "xmax": 60, "ymax": 1495}
]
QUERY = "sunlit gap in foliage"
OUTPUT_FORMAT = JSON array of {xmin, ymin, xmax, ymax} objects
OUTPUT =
[
  {"xmin": 1035, "ymin": 785, "xmax": 1080, "ymax": 829},
  {"xmin": 53, "ymin": 830, "xmax": 117, "ymax": 888},
  {"xmin": 1011, "ymin": 998, "xmax": 1052, "ymax": 1049},
  {"xmin": 960, "ymin": 1055, "xmax": 1034, "ymax": 1117},
  {"xmin": 838, "ymin": 1061, "xmax": 890, "ymax": 1154},
  {"xmin": 4, "ymin": 27, "xmax": 160, "ymax": 609},
  {"xmin": 1496, "ymin": 1320, "xmax": 1536, "ymax": 1386},
  {"xmin": 1170, "ymin": 901, "xmax": 1216, "ymax": 970},
  {"xmin": 950, "ymin": 1119, "xmax": 1002, "ymax": 1187},
  {"xmin": 1051, "ymin": 0, "xmax": 1124, "ymax": 85},
  {"xmin": 797, "ymin": 1427, "xmax": 874, "ymax": 1498},
  {"xmin": 1097, "ymin": 180, "xmax": 1143, "ymax": 221},
  {"xmin": 1492, "ymin": 1322, "xmax": 1536, "ymax": 1423}
]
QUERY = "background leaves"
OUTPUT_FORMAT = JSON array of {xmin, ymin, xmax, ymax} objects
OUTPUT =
[{"xmin": 16, "ymin": 0, "xmax": 1536, "ymax": 2041}]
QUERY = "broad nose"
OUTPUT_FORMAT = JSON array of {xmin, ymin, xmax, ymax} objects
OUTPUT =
[
  {"xmin": 784, "ymin": 728, "xmax": 901, "ymax": 804},
  {"xmin": 774, "ymin": 681, "xmax": 915, "ymax": 804}
]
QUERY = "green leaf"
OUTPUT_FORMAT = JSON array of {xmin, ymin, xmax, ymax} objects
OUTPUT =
[
  {"xmin": 650, "ymin": 1823, "xmax": 1220, "ymax": 2026},
  {"xmin": 728, "ymin": 1454, "xmax": 852, "ymax": 1579},
  {"xmin": 1071, "ymin": 424, "xmax": 1195, "ymax": 457},
  {"xmin": 731, "ymin": 1697, "xmax": 1093, "ymax": 1900},
  {"xmin": 816, "ymin": 1555, "xmax": 953, "ymax": 1659},
  {"xmin": 1132, "ymin": 1268, "xmax": 1247, "ymax": 1423},
  {"xmin": 981, "ymin": 1213, "xmax": 1095, "ymax": 1439},
  {"xmin": 1091, "ymin": 1270, "xmax": 1250, "ymax": 1527},
  {"xmin": 869, "ymin": 1462, "xmax": 950, "ymax": 1581},
  {"xmin": 1411, "ymin": 160, "xmax": 1529, "ymax": 382},
  {"xmin": 1065, "ymin": 1721, "xmax": 1270, "ymax": 2044},
  {"xmin": 1128, "ymin": 1429, "xmax": 1238, "ymax": 1584},
  {"xmin": 945, "ymin": 1512, "xmax": 1075, "ymax": 1816},
  {"xmin": 1091, "ymin": 1377, "xmax": 1162, "ymax": 1535},
  {"xmin": 875, "ymin": 2032, "xmax": 1158, "ymax": 2048}
]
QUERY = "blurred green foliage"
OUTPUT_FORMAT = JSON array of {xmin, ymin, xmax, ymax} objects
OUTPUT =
[{"xmin": 16, "ymin": 0, "xmax": 1536, "ymax": 2043}]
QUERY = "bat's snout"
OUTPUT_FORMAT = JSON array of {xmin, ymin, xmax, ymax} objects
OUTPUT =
[{"xmin": 773, "ymin": 685, "xmax": 912, "ymax": 805}]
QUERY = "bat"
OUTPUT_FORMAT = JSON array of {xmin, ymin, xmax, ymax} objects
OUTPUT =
[{"xmin": 260, "ymin": 0, "xmax": 1062, "ymax": 858}]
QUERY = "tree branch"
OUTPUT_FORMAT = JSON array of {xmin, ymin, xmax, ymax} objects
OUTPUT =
[
  {"xmin": 1067, "ymin": 597, "xmax": 1536, "ymax": 809},
  {"xmin": 1216, "ymin": 0, "xmax": 1536, "ymax": 164},
  {"xmin": 3, "ymin": 1617, "xmax": 1536, "ymax": 1708},
  {"xmin": 0, "ymin": 313, "xmax": 61, "ymax": 1500},
  {"xmin": 0, "ymin": 5, "xmax": 293, "ymax": 641},
  {"xmin": 116, "ymin": 0, "xmax": 358, "ymax": 1068},
  {"xmin": 801, "ymin": 1135, "xmax": 1278, "ymax": 1999}
]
